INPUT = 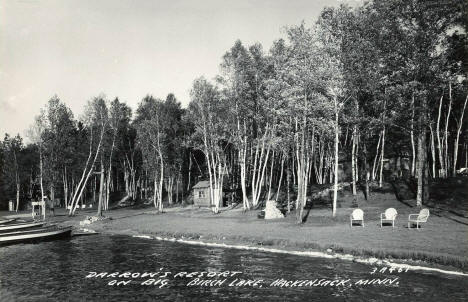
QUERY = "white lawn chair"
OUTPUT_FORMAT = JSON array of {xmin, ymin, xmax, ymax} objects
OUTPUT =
[
  {"xmin": 380, "ymin": 208, "xmax": 397, "ymax": 228},
  {"xmin": 408, "ymin": 208, "xmax": 430, "ymax": 230},
  {"xmin": 350, "ymin": 209, "xmax": 364, "ymax": 227}
]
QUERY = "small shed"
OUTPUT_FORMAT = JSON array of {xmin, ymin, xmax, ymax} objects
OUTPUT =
[{"xmin": 193, "ymin": 181, "xmax": 212, "ymax": 207}]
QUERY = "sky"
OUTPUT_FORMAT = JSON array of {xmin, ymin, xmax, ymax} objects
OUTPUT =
[{"xmin": 0, "ymin": 0, "xmax": 358, "ymax": 138}]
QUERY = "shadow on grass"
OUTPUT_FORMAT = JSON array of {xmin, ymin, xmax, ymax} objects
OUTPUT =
[{"xmin": 301, "ymin": 209, "xmax": 311, "ymax": 223}]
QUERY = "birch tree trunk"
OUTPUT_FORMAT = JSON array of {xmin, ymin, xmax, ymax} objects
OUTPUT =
[
  {"xmin": 237, "ymin": 118, "xmax": 250, "ymax": 210},
  {"xmin": 372, "ymin": 133, "xmax": 382, "ymax": 181},
  {"xmin": 332, "ymin": 97, "xmax": 339, "ymax": 217},
  {"xmin": 145, "ymin": 170, "xmax": 148, "ymax": 200},
  {"xmin": 69, "ymin": 131, "xmax": 95, "ymax": 215},
  {"xmin": 363, "ymin": 138, "xmax": 370, "ymax": 200},
  {"xmin": 13, "ymin": 150, "xmax": 20, "ymax": 212},
  {"xmin": 187, "ymin": 152, "xmax": 192, "ymax": 192},
  {"xmin": 351, "ymin": 126, "xmax": 357, "ymax": 195},
  {"xmin": 50, "ymin": 184, "xmax": 55, "ymax": 210},
  {"xmin": 416, "ymin": 96, "xmax": 427, "ymax": 207},
  {"xmin": 355, "ymin": 133, "xmax": 359, "ymax": 182},
  {"xmin": 436, "ymin": 92, "xmax": 444, "ymax": 178},
  {"xmin": 39, "ymin": 146, "xmax": 45, "ymax": 220},
  {"xmin": 429, "ymin": 124, "xmax": 436, "ymax": 177},
  {"xmin": 176, "ymin": 174, "xmax": 180, "ymax": 204},
  {"xmin": 105, "ymin": 135, "xmax": 116, "ymax": 210},
  {"xmin": 70, "ymin": 124, "xmax": 105, "ymax": 216},
  {"xmin": 286, "ymin": 164, "xmax": 291, "ymax": 212},
  {"xmin": 379, "ymin": 99, "xmax": 387, "ymax": 188},
  {"xmin": 453, "ymin": 94, "xmax": 468, "ymax": 176},
  {"xmin": 158, "ymin": 160, "xmax": 164, "ymax": 212},
  {"xmin": 410, "ymin": 94, "xmax": 416, "ymax": 177},
  {"xmin": 15, "ymin": 179, "xmax": 20, "ymax": 212},
  {"xmin": 444, "ymin": 83, "xmax": 452, "ymax": 178},
  {"xmin": 105, "ymin": 171, "xmax": 111, "ymax": 210},
  {"xmin": 168, "ymin": 177, "xmax": 174, "ymax": 205},
  {"xmin": 29, "ymin": 168, "xmax": 33, "ymax": 201},
  {"xmin": 379, "ymin": 127, "xmax": 386, "ymax": 188},
  {"xmin": 63, "ymin": 166, "xmax": 68, "ymax": 209},
  {"xmin": 240, "ymin": 145, "xmax": 250, "ymax": 210},
  {"xmin": 275, "ymin": 154, "xmax": 285, "ymax": 202},
  {"xmin": 267, "ymin": 151, "xmax": 275, "ymax": 200},
  {"xmin": 124, "ymin": 165, "xmax": 129, "ymax": 195},
  {"xmin": 417, "ymin": 132, "xmax": 425, "ymax": 206},
  {"xmin": 93, "ymin": 176, "xmax": 97, "ymax": 204},
  {"xmin": 153, "ymin": 171, "xmax": 158, "ymax": 209},
  {"xmin": 68, "ymin": 176, "xmax": 74, "ymax": 208},
  {"xmin": 251, "ymin": 128, "xmax": 272, "ymax": 208},
  {"xmin": 97, "ymin": 158, "xmax": 104, "ymax": 217}
]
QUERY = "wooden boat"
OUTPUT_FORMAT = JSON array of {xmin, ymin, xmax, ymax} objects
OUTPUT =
[
  {"xmin": 0, "ymin": 225, "xmax": 58, "ymax": 237},
  {"xmin": 0, "ymin": 226, "xmax": 72, "ymax": 245},
  {"xmin": 0, "ymin": 221, "xmax": 46, "ymax": 233},
  {"xmin": 0, "ymin": 218, "xmax": 16, "ymax": 225}
]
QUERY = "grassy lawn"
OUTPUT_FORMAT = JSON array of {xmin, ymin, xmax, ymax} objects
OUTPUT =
[{"xmin": 48, "ymin": 190, "xmax": 466, "ymax": 270}]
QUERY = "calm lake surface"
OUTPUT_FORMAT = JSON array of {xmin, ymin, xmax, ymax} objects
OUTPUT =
[{"xmin": 0, "ymin": 234, "xmax": 467, "ymax": 301}]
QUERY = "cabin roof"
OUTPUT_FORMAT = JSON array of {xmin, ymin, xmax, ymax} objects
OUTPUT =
[{"xmin": 193, "ymin": 181, "xmax": 211, "ymax": 189}]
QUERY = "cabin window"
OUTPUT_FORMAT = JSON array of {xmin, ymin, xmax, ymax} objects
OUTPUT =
[{"xmin": 198, "ymin": 190, "xmax": 205, "ymax": 198}]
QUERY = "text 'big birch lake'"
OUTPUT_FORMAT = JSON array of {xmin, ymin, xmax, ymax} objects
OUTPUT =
[{"xmin": 0, "ymin": 235, "xmax": 467, "ymax": 301}]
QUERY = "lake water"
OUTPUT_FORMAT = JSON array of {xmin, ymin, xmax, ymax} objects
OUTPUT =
[{"xmin": 0, "ymin": 234, "xmax": 467, "ymax": 301}]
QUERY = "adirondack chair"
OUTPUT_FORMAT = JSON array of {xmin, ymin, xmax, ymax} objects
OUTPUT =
[
  {"xmin": 408, "ymin": 208, "xmax": 430, "ymax": 229},
  {"xmin": 380, "ymin": 208, "xmax": 398, "ymax": 228},
  {"xmin": 350, "ymin": 209, "xmax": 364, "ymax": 227}
]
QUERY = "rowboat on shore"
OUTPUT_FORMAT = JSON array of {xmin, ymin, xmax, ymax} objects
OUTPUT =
[
  {"xmin": 0, "ymin": 225, "xmax": 58, "ymax": 237},
  {"xmin": 0, "ymin": 218, "xmax": 16, "ymax": 225},
  {"xmin": 0, "ymin": 226, "xmax": 72, "ymax": 245},
  {"xmin": 0, "ymin": 221, "xmax": 46, "ymax": 233}
]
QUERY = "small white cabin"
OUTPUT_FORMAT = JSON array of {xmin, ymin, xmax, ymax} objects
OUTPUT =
[{"xmin": 192, "ymin": 181, "xmax": 211, "ymax": 207}]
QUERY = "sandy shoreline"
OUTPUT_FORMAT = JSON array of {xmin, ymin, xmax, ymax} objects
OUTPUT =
[
  {"xmin": 73, "ymin": 220, "xmax": 468, "ymax": 277},
  {"xmin": 3, "ymin": 193, "xmax": 467, "ymax": 275},
  {"xmin": 129, "ymin": 234, "xmax": 468, "ymax": 277},
  {"xmin": 32, "ymin": 201, "xmax": 466, "ymax": 275}
]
